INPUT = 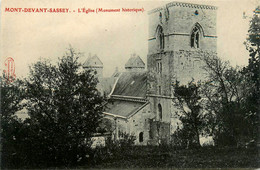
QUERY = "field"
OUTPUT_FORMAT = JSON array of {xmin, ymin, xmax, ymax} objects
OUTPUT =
[{"xmin": 81, "ymin": 146, "xmax": 259, "ymax": 169}]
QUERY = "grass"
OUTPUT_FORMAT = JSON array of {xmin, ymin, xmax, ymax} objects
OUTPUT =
[{"xmin": 81, "ymin": 146, "xmax": 259, "ymax": 169}]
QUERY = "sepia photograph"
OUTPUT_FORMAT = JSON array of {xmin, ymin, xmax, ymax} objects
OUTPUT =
[{"xmin": 0, "ymin": 0, "xmax": 259, "ymax": 169}]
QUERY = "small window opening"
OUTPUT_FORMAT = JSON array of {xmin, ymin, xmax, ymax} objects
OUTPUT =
[
  {"xmin": 191, "ymin": 26, "xmax": 200, "ymax": 48},
  {"xmin": 158, "ymin": 104, "xmax": 162, "ymax": 121},
  {"xmin": 139, "ymin": 132, "xmax": 144, "ymax": 142},
  {"xmin": 156, "ymin": 25, "xmax": 164, "ymax": 50}
]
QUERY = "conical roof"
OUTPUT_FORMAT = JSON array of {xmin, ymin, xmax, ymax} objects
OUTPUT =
[
  {"xmin": 125, "ymin": 54, "xmax": 145, "ymax": 68},
  {"xmin": 83, "ymin": 54, "xmax": 103, "ymax": 68}
]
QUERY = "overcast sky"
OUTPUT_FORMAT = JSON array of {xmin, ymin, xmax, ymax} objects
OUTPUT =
[{"xmin": 0, "ymin": 0, "xmax": 259, "ymax": 78}]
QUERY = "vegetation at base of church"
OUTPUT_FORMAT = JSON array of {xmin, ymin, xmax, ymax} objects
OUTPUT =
[
  {"xmin": 172, "ymin": 10, "xmax": 259, "ymax": 148},
  {"xmin": 172, "ymin": 81, "xmax": 205, "ymax": 148},
  {"xmin": 1, "ymin": 48, "xmax": 105, "ymax": 168},
  {"xmin": 83, "ymin": 145, "xmax": 258, "ymax": 168},
  {"xmin": 91, "ymin": 133, "xmax": 136, "ymax": 165},
  {"xmin": 172, "ymin": 54, "xmax": 258, "ymax": 148},
  {"xmin": 202, "ymin": 55, "xmax": 258, "ymax": 147}
]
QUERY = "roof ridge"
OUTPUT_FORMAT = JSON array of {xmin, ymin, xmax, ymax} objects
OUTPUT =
[{"xmin": 110, "ymin": 95, "xmax": 147, "ymax": 102}]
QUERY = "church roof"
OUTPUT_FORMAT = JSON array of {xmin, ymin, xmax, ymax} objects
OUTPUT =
[
  {"xmin": 104, "ymin": 100, "xmax": 149, "ymax": 118},
  {"xmin": 101, "ymin": 77, "xmax": 116, "ymax": 96},
  {"xmin": 111, "ymin": 71, "xmax": 147, "ymax": 98},
  {"xmin": 125, "ymin": 54, "xmax": 145, "ymax": 68},
  {"xmin": 83, "ymin": 55, "xmax": 103, "ymax": 68}
]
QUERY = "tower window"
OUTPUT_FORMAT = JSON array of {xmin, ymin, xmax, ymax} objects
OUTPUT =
[
  {"xmin": 158, "ymin": 104, "xmax": 162, "ymax": 121},
  {"xmin": 157, "ymin": 61, "xmax": 162, "ymax": 74},
  {"xmin": 191, "ymin": 26, "xmax": 200, "ymax": 48},
  {"xmin": 156, "ymin": 25, "xmax": 164, "ymax": 50},
  {"xmin": 139, "ymin": 132, "xmax": 144, "ymax": 142}
]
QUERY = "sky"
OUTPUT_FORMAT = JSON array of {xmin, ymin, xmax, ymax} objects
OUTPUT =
[{"xmin": 0, "ymin": 0, "xmax": 259, "ymax": 78}]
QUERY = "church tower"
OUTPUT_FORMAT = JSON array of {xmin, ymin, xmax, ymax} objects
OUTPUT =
[
  {"xmin": 83, "ymin": 54, "xmax": 103, "ymax": 78},
  {"xmin": 146, "ymin": 2, "xmax": 217, "ymax": 144}
]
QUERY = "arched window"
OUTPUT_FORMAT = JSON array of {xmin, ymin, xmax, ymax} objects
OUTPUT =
[
  {"xmin": 158, "ymin": 104, "xmax": 162, "ymax": 121},
  {"xmin": 139, "ymin": 132, "xmax": 144, "ymax": 142},
  {"xmin": 156, "ymin": 25, "xmax": 164, "ymax": 50},
  {"xmin": 191, "ymin": 26, "xmax": 201, "ymax": 48}
]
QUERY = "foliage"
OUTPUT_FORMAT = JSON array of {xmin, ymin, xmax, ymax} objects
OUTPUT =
[
  {"xmin": 86, "ymin": 146, "xmax": 258, "ymax": 168},
  {"xmin": 244, "ymin": 11, "xmax": 260, "ymax": 97},
  {"xmin": 91, "ymin": 132, "xmax": 136, "ymax": 165},
  {"xmin": 1, "ymin": 48, "xmax": 105, "ymax": 168},
  {"xmin": 246, "ymin": 11, "xmax": 260, "ymax": 49},
  {"xmin": 97, "ymin": 118, "xmax": 113, "ymax": 133},
  {"xmin": 1, "ymin": 75, "xmax": 25, "ymax": 120},
  {"xmin": 171, "ymin": 125, "xmax": 192, "ymax": 149},
  {"xmin": 200, "ymin": 54, "xmax": 258, "ymax": 146},
  {"xmin": 105, "ymin": 132, "xmax": 136, "ymax": 154},
  {"xmin": 244, "ymin": 10, "xmax": 260, "ymax": 125},
  {"xmin": 24, "ymin": 48, "xmax": 105, "ymax": 167},
  {"xmin": 241, "ymin": 10, "xmax": 260, "ymax": 148},
  {"xmin": 1, "ymin": 76, "xmax": 26, "ymax": 168},
  {"xmin": 172, "ymin": 80, "xmax": 206, "ymax": 148}
]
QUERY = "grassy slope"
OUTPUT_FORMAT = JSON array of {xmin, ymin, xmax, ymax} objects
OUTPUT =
[{"xmin": 85, "ymin": 146, "xmax": 259, "ymax": 169}]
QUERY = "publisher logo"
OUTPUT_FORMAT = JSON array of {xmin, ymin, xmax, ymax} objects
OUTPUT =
[{"xmin": 4, "ymin": 57, "xmax": 16, "ymax": 83}]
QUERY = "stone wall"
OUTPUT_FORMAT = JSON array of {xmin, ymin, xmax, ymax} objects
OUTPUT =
[
  {"xmin": 172, "ymin": 50, "xmax": 217, "ymax": 84},
  {"xmin": 148, "ymin": 120, "xmax": 171, "ymax": 145},
  {"xmin": 147, "ymin": 50, "xmax": 217, "ymax": 97},
  {"xmin": 103, "ymin": 103, "xmax": 151, "ymax": 145},
  {"xmin": 128, "ymin": 104, "xmax": 151, "ymax": 145}
]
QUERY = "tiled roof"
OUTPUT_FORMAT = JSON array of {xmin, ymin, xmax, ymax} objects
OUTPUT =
[{"xmin": 111, "ymin": 71, "xmax": 147, "ymax": 98}]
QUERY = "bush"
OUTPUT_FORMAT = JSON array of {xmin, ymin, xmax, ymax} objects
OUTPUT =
[{"xmin": 92, "ymin": 133, "xmax": 136, "ymax": 164}]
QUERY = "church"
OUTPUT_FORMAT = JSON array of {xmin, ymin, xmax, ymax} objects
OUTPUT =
[{"xmin": 84, "ymin": 1, "xmax": 217, "ymax": 145}]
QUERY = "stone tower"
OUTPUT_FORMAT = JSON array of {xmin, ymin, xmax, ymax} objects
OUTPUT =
[
  {"xmin": 83, "ymin": 54, "xmax": 104, "ymax": 94},
  {"xmin": 83, "ymin": 54, "xmax": 103, "ymax": 78},
  {"xmin": 146, "ymin": 2, "xmax": 217, "ymax": 144}
]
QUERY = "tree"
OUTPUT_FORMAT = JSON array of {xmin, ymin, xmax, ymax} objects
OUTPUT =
[
  {"xmin": 1, "ymin": 75, "xmax": 25, "ymax": 121},
  {"xmin": 23, "ymin": 48, "xmax": 105, "ymax": 166},
  {"xmin": 172, "ymin": 80, "xmax": 204, "ymax": 148},
  {"xmin": 201, "ymin": 54, "xmax": 257, "ymax": 146},
  {"xmin": 1, "ymin": 75, "xmax": 26, "ymax": 168},
  {"xmin": 244, "ymin": 11, "xmax": 260, "ymax": 97},
  {"xmin": 243, "ymin": 9, "xmax": 260, "ymax": 147}
]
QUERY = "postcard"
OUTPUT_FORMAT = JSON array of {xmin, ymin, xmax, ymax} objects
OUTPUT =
[{"xmin": 1, "ymin": 0, "xmax": 259, "ymax": 169}]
